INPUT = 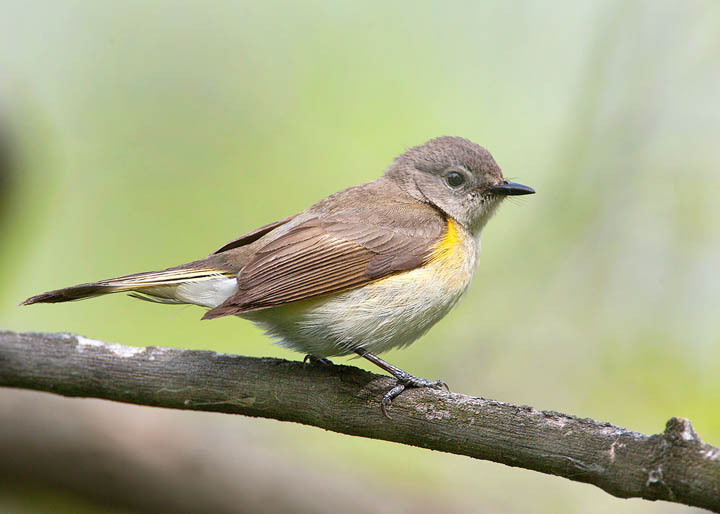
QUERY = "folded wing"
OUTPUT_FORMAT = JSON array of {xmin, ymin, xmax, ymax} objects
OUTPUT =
[{"xmin": 203, "ymin": 206, "xmax": 446, "ymax": 318}]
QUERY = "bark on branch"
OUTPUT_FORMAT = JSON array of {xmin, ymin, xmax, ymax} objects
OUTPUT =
[{"xmin": 1, "ymin": 329, "xmax": 718, "ymax": 511}]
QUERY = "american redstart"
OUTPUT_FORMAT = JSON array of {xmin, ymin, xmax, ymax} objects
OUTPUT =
[{"xmin": 22, "ymin": 136, "xmax": 535, "ymax": 415}]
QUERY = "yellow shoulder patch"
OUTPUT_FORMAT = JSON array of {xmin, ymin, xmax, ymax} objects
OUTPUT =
[
  {"xmin": 366, "ymin": 216, "xmax": 474, "ymax": 295},
  {"xmin": 430, "ymin": 218, "xmax": 463, "ymax": 262},
  {"xmin": 425, "ymin": 217, "xmax": 475, "ymax": 289}
]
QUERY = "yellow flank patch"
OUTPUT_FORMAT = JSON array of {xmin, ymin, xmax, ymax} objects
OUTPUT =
[
  {"xmin": 365, "ymin": 216, "xmax": 473, "ymax": 292},
  {"xmin": 430, "ymin": 218, "xmax": 463, "ymax": 263},
  {"xmin": 425, "ymin": 217, "xmax": 475, "ymax": 291}
]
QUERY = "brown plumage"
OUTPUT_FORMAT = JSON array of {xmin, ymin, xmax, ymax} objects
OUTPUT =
[
  {"xmin": 21, "ymin": 136, "xmax": 535, "ymax": 415},
  {"xmin": 204, "ymin": 179, "xmax": 446, "ymax": 317}
]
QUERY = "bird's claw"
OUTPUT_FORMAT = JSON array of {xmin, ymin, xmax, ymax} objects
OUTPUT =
[
  {"xmin": 302, "ymin": 354, "xmax": 333, "ymax": 367},
  {"xmin": 380, "ymin": 376, "xmax": 450, "ymax": 419}
]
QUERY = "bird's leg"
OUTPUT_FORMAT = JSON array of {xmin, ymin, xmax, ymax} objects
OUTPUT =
[
  {"xmin": 303, "ymin": 354, "xmax": 333, "ymax": 367},
  {"xmin": 354, "ymin": 348, "xmax": 449, "ymax": 418}
]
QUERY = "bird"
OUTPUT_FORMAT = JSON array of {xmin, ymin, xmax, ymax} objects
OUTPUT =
[{"xmin": 21, "ymin": 136, "xmax": 535, "ymax": 416}]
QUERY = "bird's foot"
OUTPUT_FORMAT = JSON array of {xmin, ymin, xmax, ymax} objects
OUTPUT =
[
  {"xmin": 303, "ymin": 354, "xmax": 333, "ymax": 367},
  {"xmin": 353, "ymin": 347, "xmax": 449, "ymax": 418},
  {"xmin": 381, "ymin": 374, "xmax": 449, "ymax": 418}
]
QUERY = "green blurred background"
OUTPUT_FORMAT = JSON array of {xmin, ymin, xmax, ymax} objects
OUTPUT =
[{"xmin": 1, "ymin": 1, "xmax": 719, "ymax": 512}]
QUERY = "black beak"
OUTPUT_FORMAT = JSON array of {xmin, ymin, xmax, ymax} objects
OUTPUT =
[{"xmin": 488, "ymin": 180, "xmax": 535, "ymax": 196}]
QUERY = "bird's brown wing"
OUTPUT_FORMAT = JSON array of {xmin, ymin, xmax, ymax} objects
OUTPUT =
[
  {"xmin": 211, "ymin": 215, "xmax": 296, "ymax": 255},
  {"xmin": 202, "ymin": 205, "xmax": 447, "ymax": 318}
]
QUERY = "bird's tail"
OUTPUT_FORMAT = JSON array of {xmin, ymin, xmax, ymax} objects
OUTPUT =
[{"xmin": 20, "ymin": 266, "xmax": 236, "ymax": 307}]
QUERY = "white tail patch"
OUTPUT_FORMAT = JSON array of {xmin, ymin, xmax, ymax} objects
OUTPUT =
[
  {"xmin": 161, "ymin": 276, "xmax": 237, "ymax": 308},
  {"xmin": 111, "ymin": 270, "xmax": 238, "ymax": 308}
]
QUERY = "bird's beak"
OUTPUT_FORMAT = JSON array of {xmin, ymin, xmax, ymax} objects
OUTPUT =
[{"xmin": 488, "ymin": 180, "xmax": 535, "ymax": 196}]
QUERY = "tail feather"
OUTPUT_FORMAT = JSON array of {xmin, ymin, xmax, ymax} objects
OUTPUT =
[
  {"xmin": 20, "ymin": 268, "xmax": 234, "ymax": 306},
  {"xmin": 127, "ymin": 292, "xmax": 187, "ymax": 305},
  {"xmin": 20, "ymin": 283, "xmax": 123, "ymax": 305}
]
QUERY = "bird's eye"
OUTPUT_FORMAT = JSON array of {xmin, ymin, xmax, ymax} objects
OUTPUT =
[{"xmin": 446, "ymin": 171, "xmax": 465, "ymax": 188}]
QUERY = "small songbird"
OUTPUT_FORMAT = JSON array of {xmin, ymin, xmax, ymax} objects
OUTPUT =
[{"xmin": 22, "ymin": 136, "xmax": 534, "ymax": 415}]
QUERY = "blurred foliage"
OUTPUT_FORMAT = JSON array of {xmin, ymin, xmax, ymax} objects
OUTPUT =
[{"xmin": 1, "ymin": 1, "xmax": 719, "ymax": 513}]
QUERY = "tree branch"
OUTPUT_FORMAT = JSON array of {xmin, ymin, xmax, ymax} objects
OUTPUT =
[
  {"xmin": 1, "ymin": 389, "xmax": 472, "ymax": 514},
  {"xmin": 1, "ymin": 329, "xmax": 718, "ymax": 511}
]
